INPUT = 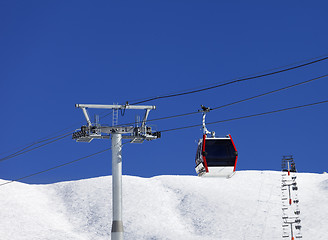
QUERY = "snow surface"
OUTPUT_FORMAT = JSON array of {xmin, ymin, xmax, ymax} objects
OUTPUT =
[{"xmin": 0, "ymin": 171, "xmax": 327, "ymax": 240}]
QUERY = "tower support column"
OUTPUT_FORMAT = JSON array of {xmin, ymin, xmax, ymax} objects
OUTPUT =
[{"xmin": 111, "ymin": 133, "xmax": 123, "ymax": 240}]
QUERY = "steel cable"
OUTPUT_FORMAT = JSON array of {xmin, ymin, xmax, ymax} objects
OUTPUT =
[
  {"xmin": 160, "ymin": 99, "xmax": 328, "ymax": 133},
  {"xmin": 131, "ymin": 56, "xmax": 328, "ymax": 104}
]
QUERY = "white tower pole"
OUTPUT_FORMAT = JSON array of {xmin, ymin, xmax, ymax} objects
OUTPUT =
[
  {"xmin": 74, "ymin": 103, "xmax": 159, "ymax": 240},
  {"xmin": 111, "ymin": 133, "xmax": 123, "ymax": 240}
]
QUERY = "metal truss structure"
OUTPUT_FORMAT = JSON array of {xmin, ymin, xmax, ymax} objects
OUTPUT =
[{"xmin": 281, "ymin": 156, "xmax": 302, "ymax": 240}]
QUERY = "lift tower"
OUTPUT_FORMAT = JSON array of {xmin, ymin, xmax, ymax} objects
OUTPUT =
[
  {"xmin": 281, "ymin": 156, "xmax": 302, "ymax": 240},
  {"xmin": 72, "ymin": 104, "xmax": 160, "ymax": 240}
]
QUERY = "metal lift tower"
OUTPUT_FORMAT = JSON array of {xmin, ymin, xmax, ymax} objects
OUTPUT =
[
  {"xmin": 281, "ymin": 156, "xmax": 302, "ymax": 240},
  {"xmin": 72, "ymin": 104, "xmax": 160, "ymax": 240}
]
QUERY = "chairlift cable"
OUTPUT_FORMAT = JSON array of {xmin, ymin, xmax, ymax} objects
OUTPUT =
[
  {"xmin": 0, "ymin": 131, "xmax": 73, "ymax": 163},
  {"xmin": 7, "ymin": 130, "xmax": 73, "ymax": 155},
  {"xmin": 130, "ymin": 55, "xmax": 328, "ymax": 105},
  {"xmin": 0, "ymin": 121, "xmax": 82, "ymax": 157},
  {"xmin": 0, "ymin": 111, "xmax": 111, "ymax": 161},
  {"xmin": 1, "ymin": 98, "xmax": 327, "ymax": 187},
  {"xmin": 0, "ymin": 141, "xmax": 131, "ymax": 188},
  {"xmin": 113, "ymin": 74, "xmax": 328, "ymax": 126},
  {"xmin": 0, "ymin": 127, "xmax": 76, "ymax": 156},
  {"xmin": 160, "ymin": 99, "xmax": 328, "ymax": 133},
  {"xmin": 128, "ymin": 54, "xmax": 328, "ymax": 104},
  {"xmin": 2, "ymin": 57, "xmax": 328, "ymax": 162},
  {"xmin": 2, "ymin": 72, "xmax": 327, "ymax": 162},
  {"xmin": 210, "ymin": 74, "xmax": 328, "ymax": 111},
  {"xmin": 0, "ymin": 147, "xmax": 111, "ymax": 187}
]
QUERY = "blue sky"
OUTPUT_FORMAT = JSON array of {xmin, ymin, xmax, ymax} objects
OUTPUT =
[{"xmin": 1, "ymin": 1, "xmax": 328, "ymax": 184}]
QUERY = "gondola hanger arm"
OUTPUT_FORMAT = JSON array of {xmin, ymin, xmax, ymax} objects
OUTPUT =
[{"xmin": 199, "ymin": 105, "xmax": 215, "ymax": 137}]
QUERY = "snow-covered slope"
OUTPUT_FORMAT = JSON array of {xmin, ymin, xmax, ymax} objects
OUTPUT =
[{"xmin": 0, "ymin": 171, "xmax": 327, "ymax": 240}]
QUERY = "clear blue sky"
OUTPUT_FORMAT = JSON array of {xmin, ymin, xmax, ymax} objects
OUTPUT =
[{"xmin": 1, "ymin": 1, "xmax": 327, "ymax": 184}]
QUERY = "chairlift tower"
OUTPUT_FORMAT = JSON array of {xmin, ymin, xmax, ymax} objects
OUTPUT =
[
  {"xmin": 281, "ymin": 156, "xmax": 302, "ymax": 240},
  {"xmin": 72, "ymin": 103, "xmax": 160, "ymax": 240}
]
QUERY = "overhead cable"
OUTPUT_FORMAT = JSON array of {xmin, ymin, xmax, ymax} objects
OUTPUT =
[
  {"xmin": 2, "ymin": 55, "xmax": 328, "ymax": 166},
  {"xmin": 131, "ymin": 55, "xmax": 328, "ymax": 104},
  {"xmin": 115, "ymin": 74, "xmax": 328, "ymax": 126},
  {"xmin": 0, "ymin": 131, "xmax": 73, "ymax": 163},
  {"xmin": 160, "ymin": 99, "xmax": 328, "ymax": 133},
  {"xmin": 1, "ymin": 98, "xmax": 327, "ymax": 187},
  {"xmin": 3, "ymin": 55, "xmax": 326, "ymax": 158},
  {"xmin": 0, "ymin": 148, "xmax": 111, "ymax": 187}
]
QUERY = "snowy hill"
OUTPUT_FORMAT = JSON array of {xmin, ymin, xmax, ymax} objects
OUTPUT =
[{"xmin": 0, "ymin": 171, "xmax": 327, "ymax": 240}]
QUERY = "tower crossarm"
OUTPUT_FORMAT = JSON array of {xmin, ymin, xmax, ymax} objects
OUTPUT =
[
  {"xmin": 73, "ymin": 103, "xmax": 160, "ymax": 143},
  {"xmin": 75, "ymin": 104, "xmax": 155, "ymax": 110}
]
